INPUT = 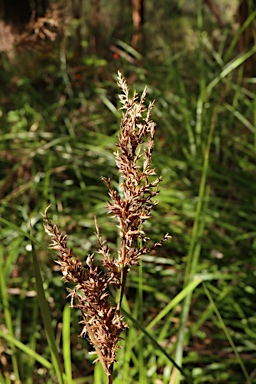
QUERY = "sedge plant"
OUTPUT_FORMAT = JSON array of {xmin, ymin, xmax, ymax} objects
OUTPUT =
[{"xmin": 42, "ymin": 72, "xmax": 171, "ymax": 383}]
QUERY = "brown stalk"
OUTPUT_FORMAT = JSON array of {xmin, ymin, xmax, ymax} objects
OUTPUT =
[{"xmin": 42, "ymin": 72, "xmax": 171, "ymax": 381}]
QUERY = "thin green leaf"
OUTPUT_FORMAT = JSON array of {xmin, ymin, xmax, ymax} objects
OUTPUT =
[
  {"xmin": 30, "ymin": 233, "xmax": 64, "ymax": 384},
  {"xmin": 0, "ymin": 217, "xmax": 53, "ymax": 255},
  {"xmin": 146, "ymin": 278, "xmax": 202, "ymax": 332},
  {"xmin": 121, "ymin": 308, "xmax": 193, "ymax": 384},
  {"xmin": 0, "ymin": 329, "xmax": 52, "ymax": 370},
  {"xmin": 0, "ymin": 246, "xmax": 21, "ymax": 383},
  {"xmin": 62, "ymin": 304, "xmax": 72, "ymax": 383},
  {"xmin": 203, "ymin": 283, "xmax": 251, "ymax": 384}
]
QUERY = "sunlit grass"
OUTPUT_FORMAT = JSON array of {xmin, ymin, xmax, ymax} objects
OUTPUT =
[{"xmin": 0, "ymin": 2, "xmax": 256, "ymax": 383}]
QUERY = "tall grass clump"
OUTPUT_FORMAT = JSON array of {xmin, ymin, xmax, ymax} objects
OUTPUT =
[{"xmin": 42, "ymin": 72, "xmax": 171, "ymax": 383}]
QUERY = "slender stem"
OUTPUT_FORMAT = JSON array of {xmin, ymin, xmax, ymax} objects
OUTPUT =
[
  {"xmin": 116, "ymin": 233, "xmax": 129, "ymax": 313},
  {"xmin": 117, "ymin": 264, "xmax": 128, "ymax": 312},
  {"xmin": 108, "ymin": 364, "xmax": 113, "ymax": 384}
]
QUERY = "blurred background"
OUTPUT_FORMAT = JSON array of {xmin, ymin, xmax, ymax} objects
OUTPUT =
[{"xmin": 0, "ymin": 1, "xmax": 256, "ymax": 383}]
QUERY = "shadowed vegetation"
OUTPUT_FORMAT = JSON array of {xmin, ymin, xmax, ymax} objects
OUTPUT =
[{"xmin": 0, "ymin": 1, "xmax": 256, "ymax": 383}]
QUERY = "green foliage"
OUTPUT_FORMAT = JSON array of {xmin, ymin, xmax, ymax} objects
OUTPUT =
[{"xmin": 1, "ymin": 1, "xmax": 256, "ymax": 383}]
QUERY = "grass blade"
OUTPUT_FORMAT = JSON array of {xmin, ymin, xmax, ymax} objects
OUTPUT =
[
  {"xmin": 146, "ymin": 278, "xmax": 202, "ymax": 332},
  {"xmin": 0, "ymin": 246, "xmax": 21, "ymax": 383},
  {"xmin": 0, "ymin": 217, "xmax": 53, "ymax": 254},
  {"xmin": 206, "ymin": 44, "xmax": 256, "ymax": 98},
  {"xmin": 0, "ymin": 328, "xmax": 52, "ymax": 369},
  {"xmin": 30, "ymin": 233, "xmax": 64, "ymax": 384},
  {"xmin": 203, "ymin": 283, "xmax": 252, "ymax": 384},
  {"xmin": 62, "ymin": 304, "xmax": 72, "ymax": 383},
  {"xmin": 121, "ymin": 308, "xmax": 193, "ymax": 384}
]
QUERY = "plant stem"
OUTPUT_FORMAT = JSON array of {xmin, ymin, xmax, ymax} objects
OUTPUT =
[
  {"xmin": 108, "ymin": 365, "xmax": 113, "ymax": 384},
  {"xmin": 117, "ymin": 264, "xmax": 128, "ymax": 312}
]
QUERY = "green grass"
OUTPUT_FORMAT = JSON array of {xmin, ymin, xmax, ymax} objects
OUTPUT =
[{"xmin": 1, "ymin": 1, "xmax": 256, "ymax": 383}]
